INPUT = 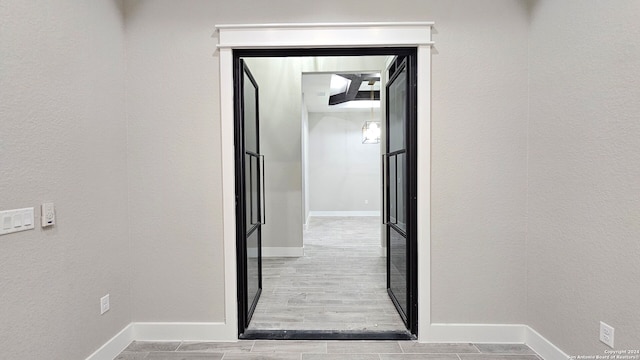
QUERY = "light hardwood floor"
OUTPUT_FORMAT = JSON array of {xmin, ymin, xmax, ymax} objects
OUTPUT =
[
  {"xmin": 113, "ymin": 218, "xmax": 544, "ymax": 360},
  {"xmin": 115, "ymin": 341, "xmax": 542, "ymax": 360},
  {"xmin": 247, "ymin": 216, "xmax": 406, "ymax": 331}
]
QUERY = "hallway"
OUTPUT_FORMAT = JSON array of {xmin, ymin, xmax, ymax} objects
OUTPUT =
[{"xmin": 247, "ymin": 216, "xmax": 406, "ymax": 331}]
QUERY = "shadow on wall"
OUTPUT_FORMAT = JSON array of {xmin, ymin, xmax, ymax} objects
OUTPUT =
[{"xmin": 523, "ymin": 0, "xmax": 540, "ymax": 23}]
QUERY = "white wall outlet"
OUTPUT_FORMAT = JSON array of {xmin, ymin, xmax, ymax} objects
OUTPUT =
[
  {"xmin": 600, "ymin": 321, "xmax": 614, "ymax": 348},
  {"xmin": 364, "ymin": 199, "xmax": 369, "ymax": 204},
  {"xmin": 100, "ymin": 294, "xmax": 110, "ymax": 315},
  {"xmin": 41, "ymin": 203, "xmax": 55, "ymax": 227}
]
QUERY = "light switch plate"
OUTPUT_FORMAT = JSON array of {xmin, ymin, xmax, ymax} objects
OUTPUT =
[
  {"xmin": 41, "ymin": 203, "xmax": 55, "ymax": 227},
  {"xmin": 0, "ymin": 208, "xmax": 35, "ymax": 236}
]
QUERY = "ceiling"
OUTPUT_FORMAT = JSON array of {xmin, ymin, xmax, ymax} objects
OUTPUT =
[{"xmin": 302, "ymin": 73, "xmax": 381, "ymax": 113}]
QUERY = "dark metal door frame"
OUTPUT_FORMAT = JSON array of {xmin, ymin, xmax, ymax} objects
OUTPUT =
[
  {"xmin": 233, "ymin": 47, "xmax": 418, "ymax": 340},
  {"xmin": 234, "ymin": 59, "xmax": 265, "ymax": 334},
  {"xmin": 383, "ymin": 54, "xmax": 418, "ymax": 335}
]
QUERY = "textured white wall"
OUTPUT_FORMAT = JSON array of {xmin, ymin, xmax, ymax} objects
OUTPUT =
[
  {"xmin": 308, "ymin": 112, "xmax": 382, "ymax": 212},
  {"xmin": 124, "ymin": 0, "xmax": 530, "ymax": 324},
  {"xmin": 243, "ymin": 57, "xmax": 306, "ymax": 249},
  {"xmin": 302, "ymin": 101, "xmax": 310, "ymax": 226},
  {"xmin": 429, "ymin": 2, "xmax": 529, "ymax": 323},
  {"xmin": 124, "ymin": 0, "xmax": 225, "ymax": 322},
  {"xmin": 527, "ymin": 0, "xmax": 640, "ymax": 353},
  {"xmin": 0, "ymin": 1, "xmax": 130, "ymax": 359},
  {"xmin": 5, "ymin": 1, "xmax": 639, "ymax": 357}
]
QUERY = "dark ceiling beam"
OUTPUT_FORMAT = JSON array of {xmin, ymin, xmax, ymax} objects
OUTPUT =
[
  {"xmin": 354, "ymin": 90, "xmax": 380, "ymax": 100},
  {"xmin": 328, "ymin": 74, "xmax": 380, "ymax": 106},
  {"xmin": 328, "ymin": 74, "xmax": 362, "ymax": 105}
]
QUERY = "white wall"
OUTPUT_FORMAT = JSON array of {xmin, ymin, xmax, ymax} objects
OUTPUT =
[
  {"xmin": 429, "ymin": 2, "xmax": 529, "ymax": 323},
  {"xmin": 308, "ymin": 112, "xmax": 381, "ymax": 213},
  {"xmin": 0, "ymin": 1, "xmax": 130, "ymax": 358},
  {"xmin": 123, "ymin": 0, "xmax": 530, "ymax": 325},
  {"xmin": 124, "ymin": 0, "xmax": 226, "ymax": 322},
  {"xmin": 527, "ymin": 0, "xmax": 640, "ymax": 353},
  {"xmin": 243, "ymin": 56, "xmax": 389, "ymax": 250},
  {"xmin": 5, "ymin": 1, "xmax": 640, "ymax": 357},
  {"xmin": 302, "ymin": 100, "xmax": 311, "ymax": 226},
  {"xmin": 243, "ymin": 57, "xmax": 306, "ymax": 250}
]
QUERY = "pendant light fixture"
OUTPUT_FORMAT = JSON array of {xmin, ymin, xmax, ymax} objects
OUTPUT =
[{"xmin": 362, "ymin": 80, "xmax": 381, "ymax": 144}]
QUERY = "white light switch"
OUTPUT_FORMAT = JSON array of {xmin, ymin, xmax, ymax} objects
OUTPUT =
[
  {"xmin": 23, "ymin": 212, "xmax": 32, "ymax": 226},
  {"xmin": 2, "ymin": 216, "xmax": 12, "ymax": 230},
  {"xmin": 0, "ymin": 208, "xmax": 35, "ymax": 236},
  {"xmin": 13, "ymin": 214, "xmax": 22, "ymax": 228}
]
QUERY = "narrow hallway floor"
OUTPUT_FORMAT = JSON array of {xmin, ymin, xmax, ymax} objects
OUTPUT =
[
  {"xmin": 248, "ymin": 216, "xmax": 405, "ymax": 331},
  {"xmin": 115, "ymin": 341, "xmax": 542, "ymax": 360}
]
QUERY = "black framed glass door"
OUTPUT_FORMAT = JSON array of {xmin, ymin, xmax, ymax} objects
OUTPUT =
[
  {"xmin": 234, "ymin": 48, "xmax": 418, "ymax": 339},
  {"xmin": 235, "ymin": 60, "xmax": 265, "ymax": 334},
  {"xmin": 383, "ymin": 55, "xmax": 418, "ymax": 335}
]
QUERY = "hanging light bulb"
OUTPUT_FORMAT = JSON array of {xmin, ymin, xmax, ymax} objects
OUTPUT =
[
  {"xmin": 362, "ymin": 121, "xmax": 381, "ymax": 144},
  {"xmin": 362, "ymin": 80, "xmax": 380, "ymax": 144}
]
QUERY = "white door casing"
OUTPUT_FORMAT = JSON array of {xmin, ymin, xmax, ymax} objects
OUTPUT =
[{"xmin": 215, "ymin": 22, "xmax": 433, "ymax": 340}]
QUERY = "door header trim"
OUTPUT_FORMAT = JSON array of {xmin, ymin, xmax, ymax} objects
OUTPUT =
[
  {"xmin": 215, "ymin": 22, "xmax": 434, "ymax": 49},
  {"xmin": 217, "ymin": 22, "xmax": 432, "ymax": 341},
  {"xmin": 216, "ymin": 22, "xmax": 434, "ymax": 29}
]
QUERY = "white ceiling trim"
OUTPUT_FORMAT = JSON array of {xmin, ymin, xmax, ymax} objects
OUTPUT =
[{"xmin": 215, "ymin": 22, "xmax": 434, "ymax": 49}]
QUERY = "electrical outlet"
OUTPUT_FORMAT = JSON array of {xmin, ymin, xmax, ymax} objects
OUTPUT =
[
  {"xmin": 100, "ymin": 294, "xmax": 110, "ymax": 315},
  {"xmin": 600, "ymin": 321, "xmax": 614, "ymax": 348},
  {"xmin": 364, "ymin": 200, "xmax": 369, "ymax": 204}
]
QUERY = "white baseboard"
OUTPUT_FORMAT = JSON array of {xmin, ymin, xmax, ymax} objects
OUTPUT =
[
  {"xmin": 304, "ymin": 214, "xmax": 310, "ymax": 231},
  {"xmin": 86, "ymin": 322, "xmax": 235, "ymax": 360},
  {"xmin": 425, "ymin": 323, "xmax": 525, "ymax": 343},
  {"xmin": 309, "ymin": 211, "xmax": 381, "ymax": 217},
  {"xmin": 85, "ymin": 323, "xmax": 134, "ymax": 360},
  {"xmin": 424, "ymin": 324, "xmax": 569, "ymax": 360},
  {"xmin": 87, "ymin": 322, "xmax": 568, "ymax": 360},
  {"xmin": 262, "ymin": 247, "xmax": 304, "ymax": 257},
  {"xmin": 525, "ymin": 326, "xmax": 571, "ymax": 360}
]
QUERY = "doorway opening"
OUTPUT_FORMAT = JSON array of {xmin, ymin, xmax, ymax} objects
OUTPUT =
[{"xmin": 234, "ymin": 48, "xmax": 418, "ymax": 340}]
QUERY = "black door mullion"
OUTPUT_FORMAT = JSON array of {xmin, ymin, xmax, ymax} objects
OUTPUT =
[
  {"xmin": 387, "ymin": 222, "xmax": 407, "ymax": 239},
  {"xmin": 386, "ymin": 149, "xmax": 406, "ymax": 156}
]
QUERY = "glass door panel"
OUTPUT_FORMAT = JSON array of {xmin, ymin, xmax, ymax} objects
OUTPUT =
[
  {"xmin": 246, "ymin": 228, "xmax": 260, "ymax": 312},
  {"xmin": 384, "ymin": 56, "xmax": 415, "ymax": 332},
  {"xmin": 388, "ymin": 67, "xmax": 407, "ymax": 153},
  {"xmin": 389, "ymin": 227, "xmax": 408, "ymax": 317},
  {"xmin": 237, "ymin": 60, "xmax": 264, "ymax": 332}
]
